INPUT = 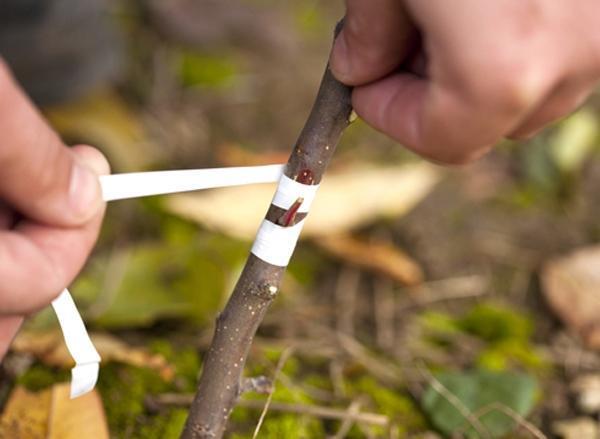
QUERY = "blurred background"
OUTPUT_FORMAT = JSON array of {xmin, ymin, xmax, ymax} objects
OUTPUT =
[{"xmin": 2, "ymin": 1, "xmax": 600, "ymax": 438}]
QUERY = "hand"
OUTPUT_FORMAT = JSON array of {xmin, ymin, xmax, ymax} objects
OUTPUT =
[
  {"xmin": 0, "ymin": 59, "xmax": 109, "ymax": 358},
  {"xmin": 331, "ymin": 0, "xmax": 600, "ymax": 164}
]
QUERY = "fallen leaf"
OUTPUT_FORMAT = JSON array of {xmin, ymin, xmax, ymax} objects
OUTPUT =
[
  {"xmin": 12, "ymin": 330, "xmax": 174, "ymax": 381},
  {"xmin": 0, "ymin": 386, "xmax": 50, "ymax": 438},
  {"xmin": 0, "ymin": 384, "xmax": 108, "ymax": 439},
  {"xmin": 541, "ymin": 245, "xmax": 600, "ymax": 349},
  {"xmin": 316, "ymin": 234, "xmax": 424, "ymax": 286},
  {"xmin": 421, "ymin": 370, "xmax": 538, "ymax": 438},
  {"xmin": 47, "ymin": 383, "xmax": 109, "ymax": 439},
  {"xmin": 164, "ymin": 162, "xmax": 440, "ymax": 240},
  {"xmin": 553, "ymin": 417, "xmax": 599, "ymax": 439}
]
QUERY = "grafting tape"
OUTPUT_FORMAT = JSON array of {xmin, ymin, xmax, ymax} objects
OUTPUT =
[
  {"xmin": 250, "ymin": 174, "xmax": 320, "ymax": 266},
  {"xmin": 51, "ymin": 164, "xmax": 287, "ymax": 398},
  {"xmin": 270, "ymin": 174, "xmax": 320, "ymax": 213},
  {"xmin": 51, "ymin": 289, "xmax": 101, "ymax": 398},
  {"xmin": 251, "ymin": 219, "xmax": 306, "ymax": 267}
]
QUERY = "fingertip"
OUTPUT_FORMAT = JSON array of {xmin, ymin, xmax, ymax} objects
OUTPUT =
[
  {"xmin": 66, "ymin": 146, "xmax": 109, "ymax": 224},
  {"xmin": 71, "ymin": 145, "xmax": 111, "ymax": 176},
  {"xmin": 330, "ymin": 31, "xmax": 354, "ymax": 84}
]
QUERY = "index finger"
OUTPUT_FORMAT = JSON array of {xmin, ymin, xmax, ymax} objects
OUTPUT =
[{"xmin": 0, "ymin": 59, "xmax": 104, "ymax": 227}]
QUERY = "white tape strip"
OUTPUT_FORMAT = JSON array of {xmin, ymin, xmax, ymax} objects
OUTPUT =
[
  {"xmin": 251, "ymin": 219, "xmax": 305, "ymax": 266},
  {"xmin": 270, "ymin": 174, "xmax": 319, "ymax": 213},
  {"xmin": 51, "ymin": 289, "xmax": 101, "ymax": 398},
  {"xmin": 52, "ymin": 163, "xmax": 286, "ymax": 398},
  {"xmin": 251, "ymin": 174, "xmax": 320, "ymax": 266},
  {"xmin": 100, "ymin": 164, "xmax": 284, "ymax": 201}
]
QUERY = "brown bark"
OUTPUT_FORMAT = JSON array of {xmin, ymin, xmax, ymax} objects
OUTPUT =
[{"xmin": 181, "ymin": 24, "xmax": 352, "ymax": 439}]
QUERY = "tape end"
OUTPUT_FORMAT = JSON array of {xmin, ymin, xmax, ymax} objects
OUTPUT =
[{"xmin": 70, "ymin": 362, "xmax": 100, "ymax": 398}]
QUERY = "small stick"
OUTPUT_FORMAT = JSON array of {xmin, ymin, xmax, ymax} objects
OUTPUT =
[
  {"xmin": 180, "ymin": 22, "xmax": 352, "ymax": 439},
  {"xmin": 252, "ymin": 347, "xmax": 294, "ymax": 439},
  {"xmin": 150, "ymin": 394, "xmax": 390, "ymax": 427}
]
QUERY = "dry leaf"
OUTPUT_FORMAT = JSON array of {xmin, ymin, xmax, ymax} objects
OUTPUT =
[
  {"xmin": 541, "ymin": 245, "xmax": 600, "ymax": 349},
  {"xmin": 165, "ymin": 162, "xmax": 440, "ymax": 240},
  {"xmin": 316, "ymin": 234, "xmax": 424, "ymax": 286},
  {"xmin": 47, "ymin": 383, "xmax": 109, "ymax": 439},
  {"xmin": 0, "ymin": 384, "xmax": 108, "ymax": 439},
  {"xmin": 12, "ymin": 330, "xmax": 174, "ymax": 380},
  {"xmin": 0, "ymin": 386, "xmax": 50, "ymax": 438}
]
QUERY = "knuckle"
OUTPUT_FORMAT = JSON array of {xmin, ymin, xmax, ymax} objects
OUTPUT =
[{"xmin": 462, "ymin": 58, "xmax": 545, "ymax": 114}]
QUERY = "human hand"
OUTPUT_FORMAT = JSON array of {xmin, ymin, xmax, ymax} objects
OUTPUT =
[
  {"xmin": 0, "ymin": 59, "xmax": 109, "ymax": 358},
  {"xmin": 331, "ymin": 0, "xmax": 600, "ymax": 164}
]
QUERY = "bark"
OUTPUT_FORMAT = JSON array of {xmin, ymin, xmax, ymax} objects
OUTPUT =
[{"xmin": 181, "ymin": 24, "xmax": 352, "ymax": 439}]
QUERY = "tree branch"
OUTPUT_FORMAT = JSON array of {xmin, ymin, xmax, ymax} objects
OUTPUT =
[{"xmin": 181, "ymin": 24, "xmax": 352, "ymax": 439}]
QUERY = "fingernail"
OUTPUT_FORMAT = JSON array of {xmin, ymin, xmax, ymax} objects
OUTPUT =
[
  {"xmin": 331, "ymin": 32, "xmax": 352, "ymax": 80},
  {"xmin": 69, "ymin": 162, "xmax": 102, "ymax": 221}
]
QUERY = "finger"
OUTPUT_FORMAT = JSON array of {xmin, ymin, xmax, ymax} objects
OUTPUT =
[
  {"xmin": 331, "ymin": 0, "xmax": 416, "ymax": 86},
  {"xmin": 0, "ymin": 316, "xmax": 23, "ymax": 360},
  {"xmin": 0, "ymin": 201, "xmax": 15, "ymax": 229},
  {"xmin": 352, "ymin": 66, "xmax": 557, "ymax": 164},
  {"xmin": 0, "ymin": 59, "xmax": 104, "ymax": 227},
  {"xmin": 508, "ymin": 78, "xmax": 598, "ymax": 139},
  {"xmin": 0, "ymin": 147, "xmax": 109, "ymax": 315}
]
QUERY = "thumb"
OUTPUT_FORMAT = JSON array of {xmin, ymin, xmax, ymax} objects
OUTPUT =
[{"xmin": 0, "ymin": 59, "xmax": 106, "ymax": 227}]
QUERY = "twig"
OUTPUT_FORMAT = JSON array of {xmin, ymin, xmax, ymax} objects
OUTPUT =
[
  {"xmin": 180, "ymin": 22, "xmax": 352, "ymax": 439},
  {"xmin": 332, "ymin": 398, "xmax": 364, "ymax": 439},
  {"xmin": 334, "ymin": 268, "xmax": 360, "ymax": 336},
  {"xmin": 150, "ymin": 394, "xmax": 389, "ymax": 427},
  {"xmin": 252, "ymin": 347, "xmax": 294, "ymax": 439},
  {"xmin": 454, "ymin": 402, "xmax": 546, "ymax": 439},
  {"xmin": 374, "ymin": 278, "xmax": 396, "ymax": 351}
]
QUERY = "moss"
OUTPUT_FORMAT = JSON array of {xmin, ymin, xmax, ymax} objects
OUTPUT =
[
  {"xmin": 351, "ymin": 376, "xmax": 426, "ymax": 436},
  {"xmin": 477, "ymin": 340, "xmax": 550, "ymax": 373},
  {"xmin": 97, "ymin": 363, "xmax": 172, "ymax": 436},
  {"xmin": 456, "ymin": 303, "xmax": 532, "ymax": 343},
  {"xmin": 17, "ymin": 364, "xmax": 69, "ymax": 391},
  {"xmin": 137, "ymin": 408, "xmax": 188, "ymax": 439},
  {"xmin": 149, "ymin": 340, "xmax": 201, "ymax": 392}
]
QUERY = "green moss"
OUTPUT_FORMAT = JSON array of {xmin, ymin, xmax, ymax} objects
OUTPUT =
[
  {"xmin": 137, "ymin": 408, "xmax": 188, "ymax": 439},
  {"xmin": 456, "ymin": 304, "xmax": 532, "ymax": 343},
  {"xmin": 97, "ymin": 363, "xmax": 172, "ymax": 436},
  {"xmin": 149, "ymin": 340, "xmax": 201, "ymax": 392},
  {"xmin": 17, "ymin": 364, "xmax": 69, "ymax": 391},
  {"xmin": 477, "ymin": 340, "xmax": 549, "ymax": 372},
  {"xmin": 351, "ymin": 376, "xmax": 426, "ymax": 436},
  {"xmin": 260, "ymin": 414, "xmax": 325, "ymax": 438}
]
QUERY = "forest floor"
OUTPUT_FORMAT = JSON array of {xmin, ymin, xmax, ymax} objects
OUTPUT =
[{"xmin": 2, "ymin": 1, "xmax": 600, "ymax": 438}]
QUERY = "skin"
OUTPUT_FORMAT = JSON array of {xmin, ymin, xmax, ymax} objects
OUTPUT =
[
  {"xmin": 0, "ymin": 59, "xmax": 108, "ymax": 359},
  {"xmin": 1, "ymin": 1, "xmax": 599, "ymax": 358},
  {"xmin": 331, "ymin": 0, "xmax": 600, "ymax": 164}
]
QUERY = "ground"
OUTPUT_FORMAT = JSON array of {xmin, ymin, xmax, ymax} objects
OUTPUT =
[{"xmin": 2, "ymin": 1, "xmax": 600, "ymax": 438}]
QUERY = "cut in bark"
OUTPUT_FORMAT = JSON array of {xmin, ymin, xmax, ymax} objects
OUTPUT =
[{"xmin": 181, "ymin": 23, "xmax": 352, "ymax": 439}]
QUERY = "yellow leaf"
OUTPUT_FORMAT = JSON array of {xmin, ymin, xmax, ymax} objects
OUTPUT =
[
  {"xmin": 12, "ymin": 330, "xmax": 174, "ymax": 380},
  {"xmin": 316, "ymin": 234, "xmax": 424, "ymax": 286},
  {"xmin": 0, "ymin": 386, "xmax": 50, "ymax": 438},
  {"xmin": 164, "ymin": 162, "xmax": 440, "ymax": 240},
  {"xmin": 47, "ymin": 383, "xmax": 109, "ymax": 439}
]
